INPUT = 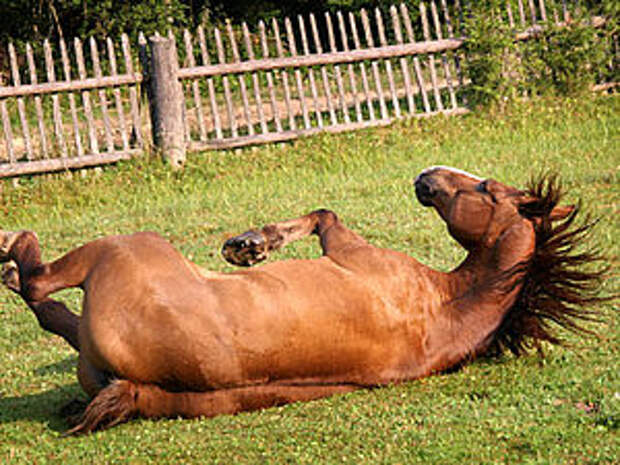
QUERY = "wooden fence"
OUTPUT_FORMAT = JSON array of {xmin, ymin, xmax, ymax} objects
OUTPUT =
[{"xmin": 0, "ymin": 0, "xmax": 614, "ymax": 178}]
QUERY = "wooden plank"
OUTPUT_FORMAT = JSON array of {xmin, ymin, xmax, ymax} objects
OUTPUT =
[
  {"xmin": 390, "ymin": 6, "xmax": 415, "ymax": 115},
  {"xmin": 349, "ymin": 12, "xmax": 375, "ymax": 121},
  {"xmin": 227, "ymin": 21, "xmax": 254, "ymax": 136},
  {"xmin": 44, "ymin": 39, "xmax": 68, "ymax": 157},
  {"xmin": 337, "ymin": 11, "xmax": 362, "ymax": 122},
  {"xmin": 26, "ymin": 42, "xmax": 49, "ymax": 158},
  {"xmin": 361, "ymin": 8, "xmax": 388, "ymax": 120},
  {"xmin": 506, "ymin": 1, "xmax": 515, "ymax": 28},
  {"xmin": 431, "ymin": 1, "xmax": 457, "ymax": 109},
  {"xmin": 183, "ymin": 30, "xmax": 207, "ymax": 142},
  {"xmin": 539, "ymin": 0, "xmax": 547, "ymax": 22},
  {"xmin": 74, "ymin": 38, "xmax": 98, "ymax": 155},
  {"xmin": 122, "ymin": 33, "xmax": 143, "ymax": 147},
  {"xmin": 189, "ymin": 107, "xmax": 469, "ymax": 151},
  {"xmin": 0, "ymin": 96, "xmax": 14, "ymax": 162},
  {"xmin": 8, "ymin": 43, "xmax": 33, "ymax": 160},
  {"xmin": 517, "ymin": 0, "xmax": 527, "ymax": 28},
  {"xmin": 107, "ymin": 37, "xmax": 129, "ymax": 151},
  {"xmin": 258, "ymin": 21, "xmax": 282, "ymax": 132},
  {"xmin": 242, "ymin": 22, "xmax": 268, "ymax": 134},
  {"xmin": 90, "ymin": 37, "xmax": 115, "ymax": 152},
  {"xmin": 420, "ymin": 2, "xmax": 444, "ymax": 111},
  {"xmin": 400, "ymin": 4, "xmax": 430, "ymax": 113},
  {"xmin": 440, "ymin": 0, "xmax": 465, "ymax": 93},
  {"xmin": 214, "ymin": 26, "xmax": 238, "ymax": 137},
  {"xmin": 298, "ymin": 15, "xmax": 324, "ymax": 128},
  {"xmin": 285, "ymin": 17, "xmax": 310, "ymax": 129},
  {"xmin": 272, "ymin": 18, "xmax": 296, "ymax": 130},
  {"xmin": 326, "ymin": 12, "xmax": 350, "ymax": 124},
  {"xmin": 310, "ymin": 13, "xmax": 337, "ymax": 126},
  {"xmin": 0, "ymin": 149, "xmax": 140, "ymax": 178},
  {"xmin": 59, "ymin": 38, "xmax": 85, "ymax": 157},
  {"xmin": 375, "ymin": 8, "xmax": 401, "ymax": 118},
  {"xmin": 197, "ymin": 26, "xmax": 223, "ymax": 139},
  {"xmin": 528, "ymin": 0, "xmax": 538, "ymax": 24}
]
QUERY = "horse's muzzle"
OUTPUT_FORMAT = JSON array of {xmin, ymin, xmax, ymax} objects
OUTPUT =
[{"xmin": 414, "ymin": 176, "xmax": 436, "ymax": 206}]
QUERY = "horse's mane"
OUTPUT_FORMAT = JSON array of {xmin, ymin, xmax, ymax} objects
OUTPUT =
[{"xmin": 486, "ymin": 174, "xmax": 609, "ymax": 357}]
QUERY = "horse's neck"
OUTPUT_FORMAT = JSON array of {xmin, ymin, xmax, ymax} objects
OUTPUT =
[{"xmin": 421, "ymin": 222, "xmax": 535, "ymax": 372}]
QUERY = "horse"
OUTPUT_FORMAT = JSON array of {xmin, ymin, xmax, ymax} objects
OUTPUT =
[{"xmin": 0, "ymin": 166, "xmax": 605, "ymax": 434}]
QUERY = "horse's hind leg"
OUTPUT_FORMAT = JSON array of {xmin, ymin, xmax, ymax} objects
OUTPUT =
[
  {"xmin": 1, "ymin": 230, "xmax": 80, "ymax": 350},
  {"xmin": 222, "ymin": 209, "xmax": 367, "ymax": 266}
]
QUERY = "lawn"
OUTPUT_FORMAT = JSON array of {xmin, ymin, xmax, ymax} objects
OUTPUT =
[{"xmin": 0, "ymin": 95, "xmax": 617, "ymax": 464}]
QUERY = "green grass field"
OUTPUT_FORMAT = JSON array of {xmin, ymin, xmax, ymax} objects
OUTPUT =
[{"xmin": 0, "ymin": 95, "xmax": 618, "ymax": 464}]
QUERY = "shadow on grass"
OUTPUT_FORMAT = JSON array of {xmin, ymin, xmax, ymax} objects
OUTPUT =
[{"xmin": 1, "ymin": 356, "xmax": 85, "ymax": 433}]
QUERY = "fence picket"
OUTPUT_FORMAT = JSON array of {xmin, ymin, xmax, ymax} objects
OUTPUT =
[
  {"xmin": 59, "ymin": 38, "xmax": 85, "ymax": 156},
  {"xmin": 214, "ymin": 27, "xmax": 238, "ymax": 137},
  {"xmin": 400, "ymin": 3, "xmax": 431, "ymax": 113},
  {"xmin": 420, "ymin": 2, "xmax": 444, "ymax": 111},
  {"xmin": 517, "ymin": 0, "xmax": 527, "ymax": 28},
  {"xmin": 390, "ymin": 6, "xmax": 415, "ymax": 114},
  {"xmin": 183, "ymin": 30, "xmax": 207, "ymax": 142},
  {"xmin": 440, "ymin": 0, "xmax": 464, "ymax": 94},
  {"xmin": 197, "ymin": 27, "xmax": 223, "ymax": 139},
  {"xmin": 272, "ymin": 19, "xmax": 297, "ymax": 131},
  {"xmin": 44, "ymin": 40, "xmax": 68, "ymax": 157},
  {"xmin": 285, "ymin": 17, "xmax": 311, "ymax": 129},
  {"xmin": 8, "ymin": 44, "xmax": 33, "ymax": 160},
  {"xmin": 348, "ymin": 12, "xmax": 375, "ymax": 121},
  {"xmin": 298, "ymin": 15, "xmax": 324, "ymax": 128},
  {"xmin": 227, "ymin": 21, "xmax": 254, "ymax": 136},
  {"xmin": 337, "ymin": 12, "xmax": 363, "ymax": 122},
  {"xmin": 26, "ymin": 43, "xmax": 49, "ymax": 158},
  {"xmin": 361, "ymin": 9, "xmax": 388, "ymax": 120},
  {"xmin": 539, "ymin": 0, "xmax": 547, "ymax": 22},
  {"xmin": 375, "ymin": 8, "xmax": 401, "ymax": 118},
  {"xmin": 122, "ymin": 33, "xmax": 143, "ymax": 147},
  {"xmin": 430, "ymin": 1, "xmax": 457, "ymax": 109},
  {"xmin": 258, "ymin": 21, "xmax": 282, "ymax": 132},
  {"xmin": 528, "ymin": 0, "xmax": 538, "ymax": 24},
  {"xmin": 90, "ymin": 37, "xmax": 115, "ymax": 152},
  {"xmin": 107, "ymin": 38, "xmax": 129, "ymax": 151},
  {"xmin": 242, "ymin": 23, "xmax": 268, "ymax": 134},
  {"xmin": 74, "ymin": 38, "xmax": 99, "ymax": 154},
  {"xmin": 310, "ymin": 13, "xmax": 338, "ymax": 126},
  {"xmin": 326, "ymin": 12, "xmax": 351, "ymax": 124}
]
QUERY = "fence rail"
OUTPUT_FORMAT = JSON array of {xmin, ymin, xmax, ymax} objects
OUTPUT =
[{"xmin": 0, "ymin": 0, "xmax": 615, "ymax": 178}]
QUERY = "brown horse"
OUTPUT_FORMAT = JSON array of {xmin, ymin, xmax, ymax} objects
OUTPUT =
[{"xmin": 0, "ymin": 166, "xmax": 605, "ymax": 434}]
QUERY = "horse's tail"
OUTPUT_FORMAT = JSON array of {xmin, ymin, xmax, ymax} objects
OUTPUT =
[{"xmin": 66, "ymin": 379, "xmax": 357, "ymax": 435}]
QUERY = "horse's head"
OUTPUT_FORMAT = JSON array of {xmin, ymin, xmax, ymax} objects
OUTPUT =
[{"xmin": 414, "ymin": 166, "xmax": 574, "ymax": 251}]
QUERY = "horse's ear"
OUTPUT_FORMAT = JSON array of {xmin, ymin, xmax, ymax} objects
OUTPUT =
[{"xmin": 549, "ymin": 204, "xmax": 575, "ymax": 221}]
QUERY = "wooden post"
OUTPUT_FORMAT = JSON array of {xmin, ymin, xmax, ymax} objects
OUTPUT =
[{"xmin": 148, "ymin": 36, "xmax": 186, "ymax": 167}]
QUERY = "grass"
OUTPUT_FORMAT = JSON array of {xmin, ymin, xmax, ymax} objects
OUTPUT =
[{"xmin": 0, "ymin": 94, "xmax": 618, "ymax": 464}]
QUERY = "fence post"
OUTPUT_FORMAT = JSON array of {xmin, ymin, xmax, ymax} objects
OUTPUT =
[{"xmin": 147, "ymin": 36, "xmax": 186, "ymax": 167}]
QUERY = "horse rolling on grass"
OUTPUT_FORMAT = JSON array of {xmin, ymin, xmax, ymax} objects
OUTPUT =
[{"xmin": 0, "ymin": 166, "xmax": 607, "ymax": 434}]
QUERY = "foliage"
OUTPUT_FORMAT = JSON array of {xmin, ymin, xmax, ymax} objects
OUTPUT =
[{"xmin": 0, "ymin": 95, "xmax": 617, "ymax": 464}]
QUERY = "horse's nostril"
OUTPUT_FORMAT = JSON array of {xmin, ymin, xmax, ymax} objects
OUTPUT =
[{"xmin": 415, "ymin": 178, "xmax": 436, "ymax": 206}]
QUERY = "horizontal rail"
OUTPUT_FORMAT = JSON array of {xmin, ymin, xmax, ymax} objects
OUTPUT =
[
  {"xmin": 189, "ymin": 107, "xmax": 470, "ymax": 150},
  {"xmin": 0, "ymin": 150, "xmax": 141, "ymax": 177},
  {"xmin": 178, "ymin": 38, "xmax": 465, "ymax": 80},
  {"xmin": 0, "ymin": 73, "xmax": 143, "ymax": 99}
]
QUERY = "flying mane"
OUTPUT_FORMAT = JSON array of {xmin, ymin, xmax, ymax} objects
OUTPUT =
[{"xmin": 487, "ymin": 174, "xmax": 608, "ymax": 356}]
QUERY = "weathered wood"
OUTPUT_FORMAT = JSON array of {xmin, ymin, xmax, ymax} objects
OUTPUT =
[
  {"xmin": 44, "ymin": 40, "xmax": 68, "ymax": 157},
  {"xmin": 258, "ymin": 21, "xmax": 282, "ymax": 132},
  {"xmin": 272, "ymin": 19, "xmax": 296, "ymax": 130},
  {"xmin": 0, "ymin": 150, "xmax": 140, "ymax": 178},
  {"xmin": 59, "ymin": 38, "xmax": 84, "ymax": 157},
  {"xmin": 528, "ymin": 0, "xmax": 538, "ymax": 23},
  {"xmin": 440, "ymin": 0, "xmax": 464, "ymax": 93},
  {"xmin": 562, "ymin": 0, "xmax": 569, "ymax": 23},
  {"xmin": 0, "ymin": 96, "xmax": 14, "ymax": 162},
  {"xmin": 431, "ymin": 1, "xmax": 457, "ymax": 109},
  {"xmin": 517, "ymin": 0, "xmax": 527, "ymax": 28},
  {"xmin": 183, "ymin": 30, "xmax": 207, "ymax": 141},
  {"xmin": 421, "ymin": 2, "xmax": 444, "ymax": 111},
  {"xmin": 361, "ymin": 9, "xmax": 388, "ymax": 120},
  {"xmin": 506, "ymin": 1, "xmax": 515, "ymax": 28},
  {"xmin": 298, "ymin": 15, "xmax": 324, "ymax": 128},
  {"xmin": 310, "ymin": 13, "xmax": 337, "ymax": 126},
  {"xmin": 197, "ymin": 26, "xmax": 223, "ymax": 139},
  {"xmin": 214, "ymin": 27, "xmax": 238, "ymax": 137},
  {"xmin": 107, "ymin": 38, "xmax": 129, "ymax": 151},
  {"xmin": 227, "ymin": 21, "xmax": 254, "ymax": 135},
  {"xmin": 8, "ymin": 43, "xmax": 33, "ymax": 160},
  {"xmin": 148, "ymin": 36, "xmax": 186, "ymax": 166},
  {"xmin": 375, "ymin": 8, "xmax": 401, "ymax": 118},
  {"xmin": 242, "ymin": 23, "xmax": 268, "ymax": 134},
  {"xmin": 285, "ymin": 17, "xmax": 310, "ymax": 129},
  {"xmin": 337, "ymin": 12, "xmax": 363, "ymax": 122},
  {"xmin": 349, "ymin": 12, "xmax": 375, "ymax": 121},
  {"xmin": 90, "ymin": 37, "xmax": 115, "ymax": 152},
  {"xmin": 74, "ymin": 38, "xmax": 99, "ymax": 154},
  {"xmin": 400, "ymin": 4, "xmax": 431, "ymax": 114},
  {"xmin": 326, "ymin": 12, "xmax": 350, "ymax": 124},
  {"xmin": 122, "ymin": 33, "xmax": 144, "ymax": 147},
  {"xmin": 26, "ymin": 43, "xmax": 49, "ymax": 158},
  {"xmin": 189, "ymin": 107, "xmax": 469, "ymax": 151},
  {"xmin": 538, "ymin": 0, "xmax": 547, "ymax": 22},
  {"xmin": 390, "ymin": 6, "xmax": 415, "ymax": 114}
]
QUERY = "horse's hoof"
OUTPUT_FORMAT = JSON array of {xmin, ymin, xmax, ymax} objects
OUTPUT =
[
  {"xmin": 0, "ymin": 231, "xmax": 18, "ymax": 262},
  {"xmin": 1, "ymin": 261, "xmax": 19, "ymax": 292},
  {"xmin": 221, "ymin": 230, "xmax": 269, "ymax": 266}
]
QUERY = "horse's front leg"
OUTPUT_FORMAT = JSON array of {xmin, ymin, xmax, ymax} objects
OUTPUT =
[
  {"xmin": 222, "ymin": 209, "xmax": 367, "ymax": 266},
  {"xmin": 1, "ymin": 230, "xmax": 80, "ymax": 351}
]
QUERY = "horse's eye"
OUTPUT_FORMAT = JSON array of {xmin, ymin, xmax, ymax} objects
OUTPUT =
[{"xmin": 476, "ymin": 181, "xmax": 489, "ymax": 193}]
